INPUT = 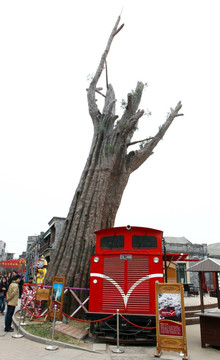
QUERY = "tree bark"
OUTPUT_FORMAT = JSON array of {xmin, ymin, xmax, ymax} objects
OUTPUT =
[{"xmin": 46, "ymin": 16, "xmax": 183, "ymax": 289}]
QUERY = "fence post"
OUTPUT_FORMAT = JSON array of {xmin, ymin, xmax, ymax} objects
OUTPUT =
[
  {"xmin": 20, "ymin": 303, "xmax": 28, "ymax": 326},
  {"xmin": 12, "ymin": 308, "xmax": 24, "ymax": 339},
  {"xmin": 112, "ymin": 309, "xmax": 124, "ymax": 354},
  {"xmin": 45, "ymin": 305, "xmax": 59, "ymax": 351}
]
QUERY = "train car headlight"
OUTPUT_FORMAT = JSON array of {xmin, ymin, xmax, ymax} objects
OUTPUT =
[
  {"xmin": 153, "ymin": 257, "xmax": 159, "ymax": 263},
  {"xmin": 94, "ymin": 256, "xmax": 99, "ymax": 263}
]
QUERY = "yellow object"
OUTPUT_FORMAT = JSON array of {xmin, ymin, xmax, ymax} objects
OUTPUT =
[{"xmin": 36, "ymin": 267, "xmax": 47, "ymax": 284}]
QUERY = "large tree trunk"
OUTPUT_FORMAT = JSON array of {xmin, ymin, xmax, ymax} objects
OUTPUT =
[{"xmin": 46, "ymin": 17, "xmax": 183, "ymax": 289}]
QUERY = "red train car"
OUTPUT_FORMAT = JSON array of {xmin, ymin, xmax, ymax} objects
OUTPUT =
[{"xmin": 86, "ymin": 225, "xmax": 189, "ymax": 343}]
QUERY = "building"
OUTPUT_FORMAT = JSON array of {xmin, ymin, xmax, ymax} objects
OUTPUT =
[
  {"xmin": 25, "ymin": 233, "xmax": 45, "ymax": 280},
  {"xmin": 5, "ymin": 252, "xmax": 15, "ymax": 260},
  {"xmin": 19, "ymin": 251, "xmax": 26, "ymax": 259},
  {"xmin": 0, "ymin": 240, "xmax": 6, "ymax": 275},
  {"xmin": 0, "ymin": 240, "xmax": 6, "ymax": 261},
  {"xmin": 39, "ymin": 217, "xmax": 65, "ymax": 264},
  {"xmin": 25, "ymin": 217, "xmax": 65, "ymax": 280},
  {"xmin": 164, "ymin": 236, "xmax": 208, "ymax": 289},
  {"xmin": 208, "ymin": 243, "xmax": 220, "ymax": 259},
  {"xmin": 26, "ymin": 234, "xmax": 42, "ymax": 253}
]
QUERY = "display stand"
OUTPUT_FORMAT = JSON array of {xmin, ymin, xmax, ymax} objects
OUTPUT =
[
  {"xmin": 155, "ymin": 283, "xmax": 188, "ymax": 360},
  {"xmin": 49, "ymin": 276, "xmax": 65, "ymax": 321}
]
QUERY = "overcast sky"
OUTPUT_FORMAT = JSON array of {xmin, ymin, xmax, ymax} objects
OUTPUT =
[{"xmin": 1, "ymin": 0, "xmax": 220, "ymax": 257}]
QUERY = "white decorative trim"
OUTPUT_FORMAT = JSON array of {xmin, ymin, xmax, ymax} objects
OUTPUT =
[{"xmin": 90, "ymin": 273, "xmax": 163, "ymax": 307}]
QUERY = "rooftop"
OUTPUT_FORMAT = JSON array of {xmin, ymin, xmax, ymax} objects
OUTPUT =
[{"xmin": 164, "ymin": 236, "xmax": 192, "ymax": 245}]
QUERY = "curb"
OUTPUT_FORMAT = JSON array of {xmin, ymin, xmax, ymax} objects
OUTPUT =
[{"xmin": 12, "ymin": 311, "xmax": 99, "ymax": 354}]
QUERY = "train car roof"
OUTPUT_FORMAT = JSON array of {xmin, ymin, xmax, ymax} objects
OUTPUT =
[{"xmin": 95, "ymin": 226, "xmax": 163, "ymax": 235}]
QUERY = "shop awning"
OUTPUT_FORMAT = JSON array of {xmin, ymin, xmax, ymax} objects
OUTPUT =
[{"xmin": 164, "ymin": 253, "xmax": 199, "ymax": 262}]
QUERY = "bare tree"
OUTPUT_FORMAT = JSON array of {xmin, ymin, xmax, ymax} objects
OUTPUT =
[{"xmin": 46, "ymin": 17, "xmax": 183, "ymax": 288}]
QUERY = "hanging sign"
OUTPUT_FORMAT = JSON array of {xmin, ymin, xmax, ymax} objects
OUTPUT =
[
  {"xmin": 50, "ymin": 276, "xmax": 65, "ymax": 321},
  {"xmin": 1, "ymin": 259, "xmax": 26, "ymax": 268},
  {"xmin": 155, "ymin": 283, "xmax": 188, "ymax": 359}
]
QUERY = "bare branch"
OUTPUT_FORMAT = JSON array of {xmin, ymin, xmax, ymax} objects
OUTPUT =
[
  {"xmin": 87, "ymin": 16, "xmax": 123, "ymax": 125},
  {"xmin": 96, "ymin": 89, "xmax": 106, "ymax": 98},
  {"xmin": 127, "ymin": 136, "xmax": 154, "ymax": 147},
  {"xmin": 113, "ymin": 81, "xmax": 145, "ymax": 143},
  {"xmin": 175, "ymin": 113, "xmax": 184, "ymax": 117},
  {"xmin": 103, "ymin": 84, "xmax": 116, "ymax": 115},
  {"xmin": 92, "ymin": 16, "xmax": 121, "ymax": 86},
  {"xmin": 128, "ymin": 101, "xmax": 183, "ymax": 172},
  {"xmin": 114, "ymin": 23, "xmax": 124, "ymax": 36},
  {"xmin": 105, "ymin": 60, "xmax": 109, "ymax": 89}
]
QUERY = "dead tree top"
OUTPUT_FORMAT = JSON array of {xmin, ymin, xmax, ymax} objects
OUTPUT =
[{"xmin": 87, "ymin": 16, "xmax": 183, "ymax": 174}]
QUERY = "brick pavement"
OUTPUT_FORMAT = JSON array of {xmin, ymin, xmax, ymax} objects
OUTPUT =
[
  {"xmin": 184, "ymin": 295, "xmax": 218, "ymax": 307},
  {"xmin": 0, "ymin": 308, "xmax": 220, "ymax": 359},
  {"xmin": 55, "ymin": 323, "xmax": 87, "ymax": 340}
]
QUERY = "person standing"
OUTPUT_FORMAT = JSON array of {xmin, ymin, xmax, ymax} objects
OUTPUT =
[
  {"xmin": 0, "ymin": 277, "xmax": 8, "ymax": 315},
  {"xmin": 4, "ymin": 274, "xmax": 20, "ymax": 332},
  {"xmin": 19, "ymin": 275, "xmax": 24, "ymax": 298},
  {"xmin": 7, "ymin": 270, "xmax": 18, "ymax": 287},
  {"xmin": 17, "ymin": 274, "xmax": 24, "ymax": 310}
]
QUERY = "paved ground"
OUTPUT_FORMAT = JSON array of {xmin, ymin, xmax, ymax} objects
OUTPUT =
[
  {"xmin": 184, "ymin": 294, "xmax": 218, "ymax": 307},
  {"xmin": 0, "ymin": 297, "xmax": 220, "ymax": 360}
]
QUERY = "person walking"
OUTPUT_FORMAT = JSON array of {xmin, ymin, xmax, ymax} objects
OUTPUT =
[
  {"xmin": 0, "ymin": 276, "xmax": 8, "ymax": 315},
  {"xmin": 4, "ymin": 274, "xmax": 20, "ymax": 332}
]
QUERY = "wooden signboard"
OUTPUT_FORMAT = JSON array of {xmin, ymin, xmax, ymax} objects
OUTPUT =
[
  {"xmin": 30, "ymin": 288, "xmax": 51, "ymax": 322},
  {"xmin": 155, "ymin": 283, "xmax": 188, "ymax": 360},
  {"xmin": 50, "ymin": 276, "xmax": 65, "ymax": 321},
  {"xmin": 36, "ymin": 288, "xmax": 51, "ymax": 301}
]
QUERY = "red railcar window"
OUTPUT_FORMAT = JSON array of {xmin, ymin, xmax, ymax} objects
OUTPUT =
[
  {"xmin": 132, "ymin": 235, "xmax": 157, "ymax": 249},
  {"xmin": 100, "ymin": 235, "xmax": 124, "ymax": 249}
]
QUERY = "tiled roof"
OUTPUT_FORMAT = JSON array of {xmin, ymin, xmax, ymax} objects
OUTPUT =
[
  {"xmin": 164, "ymin": 236, "xmax": 192, "ymax": 245},
  {"xmin": 187, "ymin": 257, "xmax": 220, "ymax": 272}
]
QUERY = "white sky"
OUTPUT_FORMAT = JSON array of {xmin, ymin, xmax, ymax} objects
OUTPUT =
[{"xmin": 1, "ymin": 0, "xmax": 220, "ymax": 257}]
